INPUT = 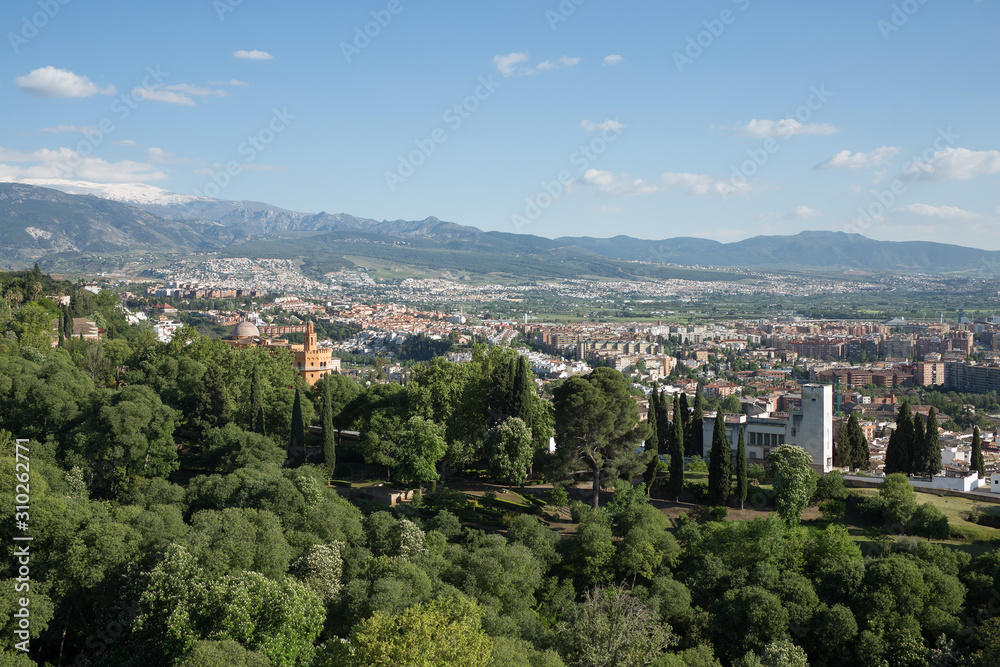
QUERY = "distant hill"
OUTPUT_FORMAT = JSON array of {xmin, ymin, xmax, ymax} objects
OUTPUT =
[
  {"xmin": 0, "ymin": 183, "xmax": 244, "ymax": 267},
  {"xmin": 3, "ymin": 181, "xmax": 996, "ymax": 276},
  {"xmin": 559, "ymin": 230, "xmax": 991, "ymax": 271}
]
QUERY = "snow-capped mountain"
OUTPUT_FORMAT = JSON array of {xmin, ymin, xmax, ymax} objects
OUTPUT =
[{"xmin": 17, "ymin": 179, "xmax": 209, "ymax": 207}]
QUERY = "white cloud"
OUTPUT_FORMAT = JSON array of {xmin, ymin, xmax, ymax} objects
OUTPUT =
[
  {"xmin": 537, "ymin": 55, "xmax": 581, "ymax": 71},
  {"xmin": 894, "ymin": 203, "xmax": 979, "ymax": 220},
  {"xmin": 735, "ymin": 118, "xmax": 839, "ymax": 139},
  {"xmin": 907, "ymin": 147, "xmax": 1000, "ymax": 181},
  {"xmin": 493, "ymin": 53, "xmax": 581, "ymax": 77},
  {"xmin": 233, "ymin": 49, "xmax": 273, "ymax": 60},
  {"xmin": 597, "ymin": 205, "xmax": 624, "ymax": 214},
  {"xmin": 871, "ymin": 169, "xmax": 888, "ymax": 185},
  {"xmin": 15, "ymin": 67, "xmax": 116, "ymax": 98},
  {"xmin": 844, "ymin": 184, "xmax": 863, "ymax": 196},
  {"xmin": 580, "ymin": 169, "xmax": 749, "ymax": 198},
  {"xmin": 817, "ymin": 146, "xmax": 900, "ymax": 170},
  {"xmin": 146, "ymin": 148, "xmax": 184, "ymax": 164},
  {"xmin": 40, "ymin": 125, "xmax": 97, "ymax": 134},
  {"xmin": 787, "ymin": 205, "xmax": 821, "ymax": 220},
  {"xmin": 113, "ymin": 140, "xmax": 136, "ymax": 147},
  {"xmin": 604, "ymin": 54, "xmax": 624, "ymax": 65},
  {"xmin": 493, "ymin": 52, "xmax": 528, "ymax": 77},
  {"xmin": 0, "ymin": 144, "xmax": 166, "ymax": 184},
  {"xmin": 581, "ymin": 119, "xmax": 624, "ymax": 132},
  {"xmin": 164, "ymin": 83, "xmax": 228, "ymax": 98},
  {"xmin": 230, "ymin": 79, "xmax": 251, "ymax": 87},
  {"xmin": 133, "ymin": 88, "xmax": 196, "ymax": 106}
]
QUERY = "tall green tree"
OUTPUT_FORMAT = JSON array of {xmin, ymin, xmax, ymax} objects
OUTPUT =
[
  {"xmin": 678, "ymin": 393, "xmax": 692, "ymax": 455},
  {"xmin": 669, "ymin": 393, "xmax": 685, "ymax": 502},
  {"xmin": 484, "ymin": 417, "xmax": 533, "ymax": 486},
  {"xmin": 736, "ymin": 426, "xmax": 748, "ymax": 510},
  {"xmin": 885, "ymin": 401, "xmax": 914, "ymax": 475},
  {"xmin": 912, "ymin": 412, "xmax": 925, "ymax": 475},
  {"xmin": 287, "ymin": 388, "xmax": 306, "ymax": 468},
  {"xmin": 322, "ymin": 376, "xmax": 336, "ymax": 481},
  {"xmin": 922, "ymin": 407, "xmax": 941, "ymax": 477},
  {"xmin": 768, "ymin": 444, "xmax": 814, "ymax": 525},
  {"xmin": 250, "ymin": 364, "xmax": 265, "ymax": 435},
  {"xmin": 643, "ymin": 387, "xmax": 660, "ymax": 492},
  {"xmin": 689, "ymin": 392, "xmax": 704, "ymax": 457},
  {"xmin": 193, "ymin": 365, "xmax": 232, "ymax": 436},
  {"xmin": 554, "ymin": 368, "xmax": 649, "ymax": 508},
  {"xmin": 971, "ymin": 425, "xmax": 985, "ymax": 479},
  {"xmin": 848, "ymin": 413, "xmax": 870, "ymax": 471},
  {"xmin": 708, "ymin": 411, "xmax": 732, "ymax": 506}
]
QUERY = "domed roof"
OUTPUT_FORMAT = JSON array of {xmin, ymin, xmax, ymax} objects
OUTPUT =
[{"xmin": 232, "ymin": 321, "xmax": 260, "ymax": 338}]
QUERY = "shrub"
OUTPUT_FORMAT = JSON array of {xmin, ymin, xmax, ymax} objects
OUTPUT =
[{"xmin": 547, "ymin": 486, "xmax": 569, "ymax": 507}]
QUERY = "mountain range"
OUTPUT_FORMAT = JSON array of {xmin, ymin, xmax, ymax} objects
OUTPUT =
[{"xmin": 0, "ymin": 181, "xmax": 991, "ymax": 278}]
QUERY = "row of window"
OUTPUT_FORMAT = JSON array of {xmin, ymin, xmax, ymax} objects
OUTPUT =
[{"xmin": 748, "ymin": 432, "xmax": 785, "ymax": 447}]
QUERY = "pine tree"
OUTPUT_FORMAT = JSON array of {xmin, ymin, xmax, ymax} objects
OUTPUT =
[
  {"xmin": 322, "ymin": 377, "xmax": 336, "ymax": 481},
  {"xmin": 250, "ymin": 364, "xmax": 265, "ymax": 435},
  {"xmin": 923, "ymin": 407, "xmax": 941, "ymax": 477},
  {"xmin": 912, "ymin": 413, "xmax": 926, "ymax": 476},
  {"xmin": 735, "ymin": 426, "xmax": 747, "ymax": 510},
  {"xmin": 669, "ymin": 394, "xmax": 685, "ymax": 502},
  {"xmin": 708, "ymin": 411, "xmax": 732, "ymax": 506},
  {"xmin": 288, "ymin": 389, "xmax": 306, "ymax": 467},
  {"xmin": 971, "ymin": 426, "xmax": 985, "ymax": 479}
]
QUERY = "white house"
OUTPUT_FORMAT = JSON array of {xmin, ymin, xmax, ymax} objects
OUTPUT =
[{"xmin": 992, "ymin": 474, "xmax": 1000, "ymax": 494}]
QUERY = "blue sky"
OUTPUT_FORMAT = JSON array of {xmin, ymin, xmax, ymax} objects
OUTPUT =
[{"xmin": 2, "ymin": 0, "xmax": 999, "ymax": 247}]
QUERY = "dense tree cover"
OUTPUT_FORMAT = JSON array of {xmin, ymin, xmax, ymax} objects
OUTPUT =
[{"xmin": 2, "ymin": 275, "xmax": 1000, "ymax": 666}]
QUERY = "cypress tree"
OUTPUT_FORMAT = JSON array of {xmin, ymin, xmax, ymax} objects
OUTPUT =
[
  {"xmin": 288, "ymin": 389, "xmax": 305, "ymax": 467},
  {"xmin": 833, "ymin": 422, "xmax": 850, "ymax": 468},
  {"xmin": 643, "ymin": 387, "xmax": 660, "ymax": 493},
  {"xmin": 912, "ymin": 413, "xmax": 926, "ymax": 476},
  {"xmin": 886, "ymin": 401, "xmax": 914, "ymax": 475},
  {"xmin": 848, "ymin": 413, "xmax": 870, "ymax": 471},
  {"xmin": 708, "ymin": 411, "xmax": 732, "ymax": 506},
  {"xmin": 669, "ymin": 393, "xmax": 685, "ymax": 502},
  {"xmin": 656, "ymin": 389, "xmax": 670, "ymax": 455},
  {"xmin": 250, "ymin": 364, "xmax": 265, "ymax": 435},
  {"xmin": 691, "ymin": 392, "xmax": 704, "ymax": 457},
  {"xmin": 63, "ymin": 305, "xmax": 73, "ymax": 339},
  {"xmin": 736, "ymin": 426, "xmax": 747, "ymax": 511},
  {"xmin": 58, "ymin": 309, "xmax": 65, "ymax": 347},
  {"xmin": 511, "ymin": 356, "xmax": 535, "ymax": 429},
  {"xmin": 322, "ymin": 378, "xmax": 336, "ymax": 481},
  {"xmin": 971, "ymin": 426, "xmax": 985, "ymax": 479},
  {"xmin": 194, "ymin": 365, "xmax": 231, "ymax": 436},
  {"xmin": 678, "ymin": 392, "xmax": 690, "ymax": 454},
  {"xmin": 924, "ymin": 407, "xmax": 941, "ymax": 477}
]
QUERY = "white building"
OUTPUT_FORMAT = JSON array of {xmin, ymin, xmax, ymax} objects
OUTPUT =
[
  {"xmin": 703, "ymin": 383, "xmax": 833, "ymax": 472},
  {"xmin": 992, "ymin": 474, "xmax": 1000, "ymax": 494}
]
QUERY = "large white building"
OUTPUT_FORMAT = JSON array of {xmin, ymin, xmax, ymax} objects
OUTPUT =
[{"xmin": 702, "ymin": 384, "xmax": 834, "ymax": 473}]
